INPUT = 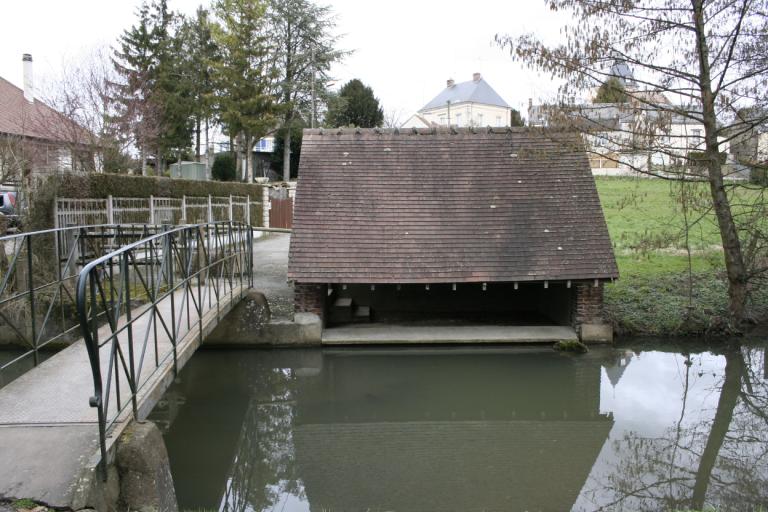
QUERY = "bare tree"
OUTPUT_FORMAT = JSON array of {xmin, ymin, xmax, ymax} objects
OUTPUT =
[{"xmin": 497, "ymin": 0, "xmax": 768, "ymax": 325}]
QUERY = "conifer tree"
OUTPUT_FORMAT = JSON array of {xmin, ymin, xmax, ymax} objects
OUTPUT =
[
  {"xmin": 324, "ymin": 79, "xmax": 384, "ymax": 128},
  {"xmin": 212, "ymin": 0, "xmax": 280, "ymax": 182},
  {"xmin": 268, "ymin": 0, "xmax": 344, "ymax": 181}
]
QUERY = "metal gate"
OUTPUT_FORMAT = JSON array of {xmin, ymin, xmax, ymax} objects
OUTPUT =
[{"xmin": 268, "ymin": 187, "xmax": 293, "ymax": 229}]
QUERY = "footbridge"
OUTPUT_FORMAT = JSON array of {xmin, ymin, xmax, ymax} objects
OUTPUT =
[{"xmin": 0, "ymin": 222, "xmax": 256, "ymax": 509}]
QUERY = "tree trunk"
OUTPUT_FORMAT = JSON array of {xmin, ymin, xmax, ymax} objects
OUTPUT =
[
  {"xmin": 195, "ymin": 117, "xmax": 201, "ymax": 161},
  {"xmin": 282, "ymin": 129, "xmax": 291, "ymax": 182},
  {"xmin": 692, "ymin": 0, "xmax": 749, "ymax": 323}
]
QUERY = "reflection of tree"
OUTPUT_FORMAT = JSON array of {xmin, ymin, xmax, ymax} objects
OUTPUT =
[
  {"xmin": 221, "ymin": 366, "xmax": 301, "ymax": 512},
  {"xmin": 588, "ymin": 347, "xmax": 768, "ymax": 511}
]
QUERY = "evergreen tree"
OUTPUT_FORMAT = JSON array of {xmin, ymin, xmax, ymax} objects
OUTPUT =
[
  {"xmin": 110, "ymin": 1, "xmax": 163, "ymax": 175},
  {"xmin": 593, "ymin": 77, "xmax": 628, "ymax": 104},
  {"xmin": 268, "ymin": 0, "xmax": 345, "ymax": 181},
  {"xmin": 111, "ymin": 0, "xmax": 193, "ymax": 173},
  {"xmin": 212, "ymin": 0, "xmax": 280, "ymax": 182},
  {"xmin": 179, "ymin": 6, "xmax": 219, "ymax": 159},
  {"xmin": 324, "ymin": 79, "xmax": 384, "ymax": 128}
]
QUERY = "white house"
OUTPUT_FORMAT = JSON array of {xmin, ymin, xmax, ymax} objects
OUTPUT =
[{"xmin": 401, "ymin": 73, "xmax": 513, "ymax": 129}]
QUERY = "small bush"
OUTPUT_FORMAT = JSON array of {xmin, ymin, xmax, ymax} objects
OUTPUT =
[{"xmin": 212, "ymin": 153, "xmax": 237, "ymax": 182}]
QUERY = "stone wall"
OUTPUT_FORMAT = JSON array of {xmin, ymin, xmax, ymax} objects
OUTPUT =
[{"xmin": 294, "ymin": 283, "xmax": 326, "ymax": 321}]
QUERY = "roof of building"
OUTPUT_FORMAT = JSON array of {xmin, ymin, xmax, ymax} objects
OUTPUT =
[
  {"xmin": 0, "ymin": 76, "xmax": 89, "ymax": 144},
  {"xmin": 421, "ymin": 76, "xmax": 510, "ymax": 111},
  {"xmin": 287, "ymin": 127, "xmax": 619, "ymax": 284}
]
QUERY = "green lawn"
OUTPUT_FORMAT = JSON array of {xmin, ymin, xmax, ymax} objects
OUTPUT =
[{"xmin": 594, "ymin": 177, "xmax": 766, "ymax": 335}]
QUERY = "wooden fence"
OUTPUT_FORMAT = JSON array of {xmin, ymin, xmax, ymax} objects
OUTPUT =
[{"xmin": 55, "ymin": 194, "xmax": 258, "ymax": 228}]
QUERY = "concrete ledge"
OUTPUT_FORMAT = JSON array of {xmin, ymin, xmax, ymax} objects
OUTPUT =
[
  {"xmin": 579, "ymin": 323, "xmax": 614, "ymax": 343},
  {"xmin": 321, "ymin": 324, "xmax": 578, "ymax": 345}
]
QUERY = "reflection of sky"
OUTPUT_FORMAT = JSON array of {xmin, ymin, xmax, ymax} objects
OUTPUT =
[{"xmin": 574, "ymin": 349, "xmax": 727, "ymax": 512}]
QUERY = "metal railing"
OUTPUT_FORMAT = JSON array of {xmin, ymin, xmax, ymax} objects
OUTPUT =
[
  {"xmin": 56, "ymin": 194, "xmax": 259, "ymax": 229},
  {"xmin": 75, "ymin": 222, "xmax": 253, "ymax": 477},
  {"xmin": 0, "ymin": 224, "xmax": 168, "ymax": 389}
]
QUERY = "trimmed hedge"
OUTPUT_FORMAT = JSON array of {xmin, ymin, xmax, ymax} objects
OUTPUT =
[{"xmin": 29, "ymin": 174, "xmax": 264, "ymax": 230}]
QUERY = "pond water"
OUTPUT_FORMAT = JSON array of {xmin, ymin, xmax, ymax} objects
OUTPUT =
[{"xmin": 149, "ymin": 341, "xmax": 768, "ymax": 512}]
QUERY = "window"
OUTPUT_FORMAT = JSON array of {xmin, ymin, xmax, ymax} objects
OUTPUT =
[
  {"xmin": 496, "ymin": 116, "xmax": 502, "ymax": 127},
  {"xmin": 456, "ymin": 113, "xmax": 462, "ymax": 127},
  {"xmin": 478, "ymin": 113, "xmax": 484, "ymax": 126},
  {"xmin": 439, "ymin": 115, "xmax": 446, "ymax": 125}
]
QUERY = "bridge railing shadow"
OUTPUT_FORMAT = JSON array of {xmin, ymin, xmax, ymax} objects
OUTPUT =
[
  {"xmin": 75, "ymin": 221, "xmax": 253, "ymax": 478},
  {"xmin": 0, "ymin": 224, "xmax": 170, "ymax": 389}
]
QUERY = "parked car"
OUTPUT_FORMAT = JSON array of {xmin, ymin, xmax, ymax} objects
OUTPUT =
[{"xmin": 0, "ymin": 191, "xmax": 21, "ymax": 233}]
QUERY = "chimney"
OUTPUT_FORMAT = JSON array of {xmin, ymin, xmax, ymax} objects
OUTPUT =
[
  {"xmin": 473, "ymin": 72, "xmax": 481, "ymax": 82},
  {"xmin": 22, "ymin": 54, "xmax": 34, "ymax": 103},
  {"xmin": 446, "ymin": 78, "xmax": 455, "ymax": 88}
]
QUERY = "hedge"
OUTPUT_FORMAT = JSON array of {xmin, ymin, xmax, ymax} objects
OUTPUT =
[{"xmin": 28, "ymin": 174, "xmax": 264, "ymax": 230}]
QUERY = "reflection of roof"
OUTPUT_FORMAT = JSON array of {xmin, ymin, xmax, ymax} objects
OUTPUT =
[
  {"xmin": 421, "ymin": 78, "xmax": 510, "ymax": 111},
  {"xmin": 603, "ymin": 351, "xmax": 634, "ymax": 388},
  {"xmin": 288, "ymin": 128, "xmax": 619, "ymax": 284},
  {"xmin": 0, "ymin": 76, "xmax": 89, "ymax": 144},
  {"xmin": 294, "ymin": 420, "xmax": 612, "ymax": 512}
]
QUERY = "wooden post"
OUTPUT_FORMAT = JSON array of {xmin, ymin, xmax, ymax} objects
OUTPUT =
[
  {"xmin": 207, "ymin": 195, "xmax": 213, "ymax": 223},
  {"xmin": 106, "ymin": 195, "xmax": 114, "ymax": 225},
  {"xmin": 181, "ymin": 195, "xmax": 187, "ymax": 223},
  {"xmin": 245, "ymin": 195, "xmax": 251, "ymax": 225},
  {"xmin": 149, "ymin": 195, "xmax": 156, "ymax": 225},
  {"xmin": 229, "ymin": 194, "xmax": 234, "ymax": 223}
]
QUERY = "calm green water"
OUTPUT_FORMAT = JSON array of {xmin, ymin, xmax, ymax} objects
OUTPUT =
[{"xmin": 149, "ymin": 342, "xmax": 768, "ymax": 512}]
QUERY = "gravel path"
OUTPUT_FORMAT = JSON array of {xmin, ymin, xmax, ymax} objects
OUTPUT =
[{"xmin": 252, "ymin": 233, "xmax": 293, "ymax": 320}]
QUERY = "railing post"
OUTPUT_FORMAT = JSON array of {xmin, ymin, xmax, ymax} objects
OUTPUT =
[
  {"xmin": 149, "ymin": 195, "xmax": 156, "ymax": 225},
  {"xmin": 246, "ymin": 194, "xmax": 251, "ymax": 225},
  {"xmin": 181, "ymin": 195, "xmax": 187, "ymax": 224},
  {"xmin": 207, "ymin": 195, "xmax": 213, "ymax": 223},
  {"xmin": 26, "ymin": 236, "xmax": 37, "ymax": 366},
  {"xmin": 122, "ymin": 251, "xmax": 138, "ymax": 419},
  {"xmin": 228, "ymin": 194, "xmax": 234, "ymax": 222},
  {"xmin": 107, "ymin": 195, "xmax": 114, "ymax": 225}
]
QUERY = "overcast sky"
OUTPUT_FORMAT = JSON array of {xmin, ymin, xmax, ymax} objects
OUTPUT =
[{"xmin": 0, "ymin": 0, "xmax": 569, "ymax": 121}]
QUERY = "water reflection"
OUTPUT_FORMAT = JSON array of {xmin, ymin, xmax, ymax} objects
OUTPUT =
[{"xmin": 150, "ymin": 343, "xmax": 768, "ymax": 512}]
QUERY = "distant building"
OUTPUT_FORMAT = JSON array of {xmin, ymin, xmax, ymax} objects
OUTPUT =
[
  {"xmin": 401, "ymin": 73, "xmax": 513, "ymax": 128},
  {"xmin": 0, "ymin": 54, "xmax": 98, "ymax": 184},
  {"xmin": 527, "ymin": 61, "xmax": 734, "ymax": 177}
]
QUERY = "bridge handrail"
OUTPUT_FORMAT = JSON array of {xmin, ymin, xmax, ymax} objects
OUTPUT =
[
  {"xmin": 75, "ymin": 221, "xmax": 253, "ymax": 478},
  {"xmin": 0, "ymin": 224, "xmax": 172, "ymax": 389}
]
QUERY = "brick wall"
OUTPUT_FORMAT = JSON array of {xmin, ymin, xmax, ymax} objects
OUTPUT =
[
  {"xmin": 572, "ymin": 281, "xmax": 604, "ymax": 326},
  {"xmin": 294, "ymin": 282, "xmax": 327, "ymax": 320}
]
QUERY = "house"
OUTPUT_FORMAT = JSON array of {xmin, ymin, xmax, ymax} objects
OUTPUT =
[
  {"xmin": 0, "ymin": 54, "xmax": 98, "ymax": 185},
  {"xmin": 287, "ymin": 127, "xmax": 619, "ymax": 342},
  {"xmin": 401, "ymin": 73, "xmax": 513, "ymax": 128},
  {"xmin": 527, "ymin": 59, "xmax": 736, "ymax": 176}
]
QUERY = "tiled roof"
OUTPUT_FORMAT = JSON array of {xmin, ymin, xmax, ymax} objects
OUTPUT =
[
  {"xmin": 0, "ymin": 76, "xmax": 89, "ymax": 144},
  {"xmin": 287, "ymin": 127, "xmax": 619, "ymax": 284},
  {"xmin": 421, "ymin": 78, "xmax": 510, "ymax": 110}
]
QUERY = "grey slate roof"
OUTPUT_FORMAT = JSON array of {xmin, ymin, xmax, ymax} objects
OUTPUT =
[
  {"xmin": 287, "ymin": 127, "xmax": 619, "ymax": 284},
  {"xmin": 420, "ymin": 78, "xmax": 510, "ymax": 111}
]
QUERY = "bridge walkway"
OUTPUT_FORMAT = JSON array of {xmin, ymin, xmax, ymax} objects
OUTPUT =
[{"xmin": 0, "ymin": 279, "xmax": 245, "ymax": 507}]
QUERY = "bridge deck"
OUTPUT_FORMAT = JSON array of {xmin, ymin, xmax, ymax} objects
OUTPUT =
[{"xmin": 0, "ymin": 280, "xmax": 245, "ymax": 507}]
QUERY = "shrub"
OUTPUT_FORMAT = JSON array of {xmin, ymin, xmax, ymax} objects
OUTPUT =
[{"xmin": 212, "ymin": 153, "xmax": 237, "ymax": 181}]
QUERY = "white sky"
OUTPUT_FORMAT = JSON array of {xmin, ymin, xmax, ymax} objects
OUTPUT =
[{"xmin": 0, "ymin": 0, "xmax": 570, "ymax": 122}]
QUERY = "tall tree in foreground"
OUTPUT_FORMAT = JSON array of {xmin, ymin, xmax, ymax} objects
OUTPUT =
[
  {"xmin": 212, "ymin": 0, "xmax": 279, "ymax": 182},
  {"xmin": 324, "ymin": 79, "xmax": 384, "ymax": 128},
  {"xmin": 268, "ymin": 0, "xmax": 344, "ymax": 181},
  {"xmin": 497, "ymin": 0, "xmax": 768, "ymax": 325}
]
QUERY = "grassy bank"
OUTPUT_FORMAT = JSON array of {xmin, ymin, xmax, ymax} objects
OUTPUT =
[{"xmin": 595, "ymin": 177, "xmax": 767, "ymax": 335}]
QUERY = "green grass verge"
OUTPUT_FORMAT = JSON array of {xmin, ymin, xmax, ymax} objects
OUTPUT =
[{"xmin": 596, "ymin": 177, "xmax": 767, "ymax": 335}]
